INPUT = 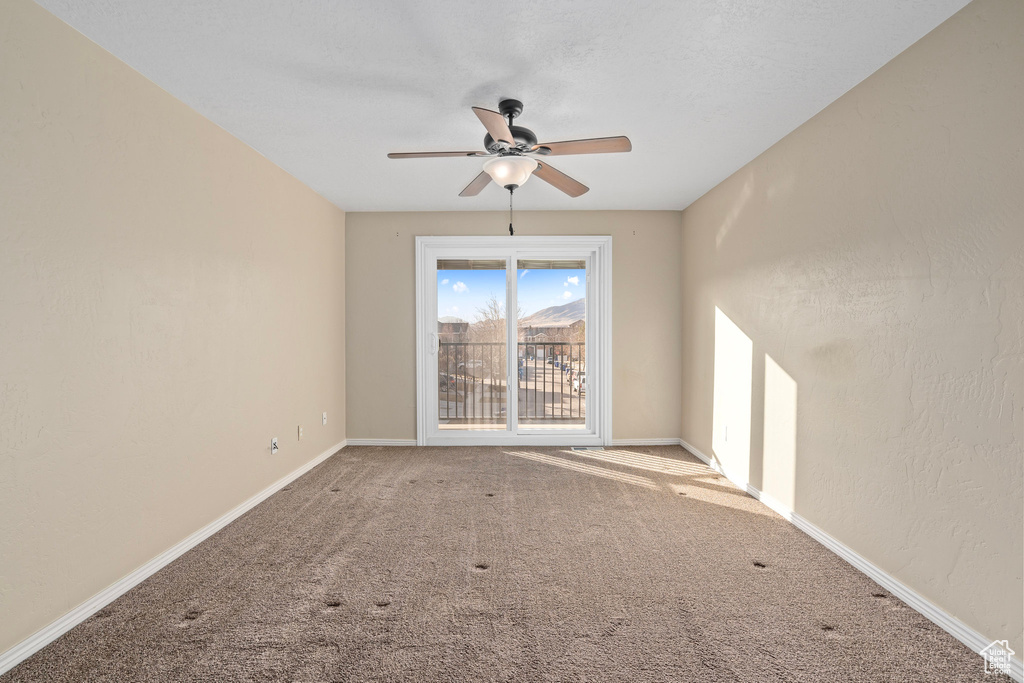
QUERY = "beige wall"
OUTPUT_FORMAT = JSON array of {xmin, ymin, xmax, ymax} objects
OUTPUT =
[
  {"xmin": 345, "ymin": 211, "xmax": 682, "ymax": 441},
  {"xmin": 0, "ymin": 0, "xmax": 346, "ymax": 655},
  {"xmin": 680, "ymin": 0, "xmax": 1023, "ymax": 654}
]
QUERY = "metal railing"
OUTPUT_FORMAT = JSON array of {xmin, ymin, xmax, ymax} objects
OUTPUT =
[{"xmin": 438, "ymin": 341, "xmax": 585, "ymax": 425}]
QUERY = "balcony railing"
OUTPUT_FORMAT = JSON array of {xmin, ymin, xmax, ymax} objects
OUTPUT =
[{"xmin": 438, "ymin": 341, "xmax": 585, "ymax": 425}]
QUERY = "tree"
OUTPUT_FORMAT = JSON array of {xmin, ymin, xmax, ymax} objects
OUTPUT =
[
  {"xmin": 471, "ymin": 295, "xmax": 524, "ymax": 343},
  {"xmin": 468, "ymin": 295, "xmax": 524, "ymax": 382},
  {"xmin": 471, "ymin": 295, "xmax": 505, "ymax": 343}
]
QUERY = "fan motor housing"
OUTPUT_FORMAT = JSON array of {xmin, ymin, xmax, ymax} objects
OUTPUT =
[{"xmin": 484, "ymin": 125, "xmax": 538, "ymax": 153}]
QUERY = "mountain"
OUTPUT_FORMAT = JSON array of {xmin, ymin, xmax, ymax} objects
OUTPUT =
[{"xmin": 521, "ymin": 298, "xmax": 585, "ymax": 328}]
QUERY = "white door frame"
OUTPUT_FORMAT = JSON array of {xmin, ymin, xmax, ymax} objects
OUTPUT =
[{"xmin": 415, "ymin": 235, "xmax": 612, "ymax": 446}]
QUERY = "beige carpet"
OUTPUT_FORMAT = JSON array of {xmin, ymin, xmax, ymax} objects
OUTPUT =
[{"xmin": 2, "ymin": 445, "xmax": 1003, "ymax": 682}]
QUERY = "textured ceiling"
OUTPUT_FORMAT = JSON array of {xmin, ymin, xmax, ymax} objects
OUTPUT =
[{"xmin": 37, "ymin": 0, "xmax": 969, "ymax": 211}]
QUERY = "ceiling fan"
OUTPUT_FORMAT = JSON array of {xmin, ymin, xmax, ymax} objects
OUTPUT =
[{"xmin": 387, "ymin": 98, "xmax": 631, "ymax": 198}]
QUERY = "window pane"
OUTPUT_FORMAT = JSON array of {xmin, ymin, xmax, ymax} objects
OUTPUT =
[
  {"xmin": 516, "ymin": 260, "xmax": 586, "ymax": 429},
  {"xmin": 437, "ymin": 261, "xmax": 507, "ymax": 431}
]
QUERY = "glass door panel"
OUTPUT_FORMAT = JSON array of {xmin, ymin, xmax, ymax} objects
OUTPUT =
[
  {"xmin": 516, "ymin": 259, "xmax": 587, "ymax": 430},
  {"xmin": 436, "ymin": 259, "xmax": 508, "ymax": 431}
]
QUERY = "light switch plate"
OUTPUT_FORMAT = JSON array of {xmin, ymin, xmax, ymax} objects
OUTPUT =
[{"xmin": 271, "ymin": 438, "xmax": 278, "ymax": 454}]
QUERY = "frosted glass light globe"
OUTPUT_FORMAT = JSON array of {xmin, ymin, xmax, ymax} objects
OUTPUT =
[{"xmin": 482, "ymin": 156, "xmax": 538, "ymax": 189}]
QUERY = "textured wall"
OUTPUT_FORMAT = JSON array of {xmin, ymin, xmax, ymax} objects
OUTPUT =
[
  {"xmin": 0, "ymin": 0, "xmax": 346, "ymax": 654},
  {"xmin": 345, "ymin": 211, "xmax": 682, "ymax": 441},
  {"xmin": 680, "ymin": 0, "xmax": 1023, "ymax": 654}
]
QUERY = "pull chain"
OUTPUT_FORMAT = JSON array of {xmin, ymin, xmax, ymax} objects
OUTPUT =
[{"xmin": 508, "ymin": 187, "xmax": 515, "ymax": 236}]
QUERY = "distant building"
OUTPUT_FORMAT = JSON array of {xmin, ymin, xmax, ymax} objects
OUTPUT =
[
  {"xmin": 521, "ymin": 319, "xmax": 584, "ymax": 342},
  {"xmin": 520, "ymin": 320, "xmax": 585, "ymax": 359},
  {"xmin": 437, "ymin": 316, "xmax": 469, "ymax": 341}
]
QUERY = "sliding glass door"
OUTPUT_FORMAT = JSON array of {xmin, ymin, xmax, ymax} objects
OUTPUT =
[{"xmin": 416, "ymin": 236, "xmax": 611, "ymax": 446}]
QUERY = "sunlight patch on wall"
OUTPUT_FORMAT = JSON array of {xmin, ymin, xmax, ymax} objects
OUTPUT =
[
  {"xmin": 712, "ymin": 307, "xmax": 753, "ymax": 484},
  {"xmin": 762, "ymin": 354, "xmax": 798, "ymax": 511},
  {"xmin": 716, "ymin": 174, "xmax": 753, "ymax": 249}
]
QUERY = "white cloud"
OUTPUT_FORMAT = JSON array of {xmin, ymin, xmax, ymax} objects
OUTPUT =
[
  {"xmin": 567, "ymin": 276, "xmax": 580, "ymax": 286},
  {"xmin": 520, "ymin": 270, "xmax": 529, "ymax": 278},
  {"xmin": 563, "ymin": 281, "xmax": 568, "ymax": 287},
  {"xmin": 562, "ymin": 291, "xmax": 572, "ymax": 299},
  {"xmin": 441, "ymin": 278, "xmax": 449, "ymax": 285},
  {"xmin": 453, "ymin": 281, "xmax": 468, "ymax": 293}
]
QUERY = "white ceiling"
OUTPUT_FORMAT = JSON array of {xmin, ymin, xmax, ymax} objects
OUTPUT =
[{"xmin": 38, "ymin": 0, "xmax": 969, "ymax": 212}]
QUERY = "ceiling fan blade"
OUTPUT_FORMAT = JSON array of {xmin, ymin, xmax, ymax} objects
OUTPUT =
[
  {"xmin": 459, "ymin": 171, "xmax": 492, "ymax": 197},
  {"xmin": 472, "ymin": 107, "xmax": 515, "ymax": 146},
  {"xmin": 387, "ymin": 151, "xmax": 489, "ymax": 159},
  {"xmin": 533, "ymin": 162, "xmax": 589, "ymax": 198},
  {"xmin": 532, "ymin": 136, "xmax": 632, "ymax": 156}
]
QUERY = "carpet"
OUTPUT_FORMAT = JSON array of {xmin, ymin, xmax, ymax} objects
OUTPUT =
[{"xmin": 1, "ymin": 445, "xmax": 1003, "ymax": 681}]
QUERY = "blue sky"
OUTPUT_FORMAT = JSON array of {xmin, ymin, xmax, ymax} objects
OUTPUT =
[{"xmin": 437, "ymin": 268, "xmax": 585, "ymax": 321}]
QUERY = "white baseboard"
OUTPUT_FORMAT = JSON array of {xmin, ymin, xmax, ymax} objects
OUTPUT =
[
  {"xmin": 345, "ymin": 438, "xmax": 417, "ymax": 446},
  {"xmin": 610, "ymin": 438, "xmax": 682, "ymax": 446},
  {"xmin": 351, "ymin": 439, "xmax": 682, "ymax": 448},
  {"xmin": 352, "ymin": 440, "xmax": 679, "ymax": 450},
  {"xmin": 0, "ymin": 439, "xmax": 347, "ymax": 676},
  {"xmin": 677, "ymin": 438, "xmax": 1023, "ymax": 682}
]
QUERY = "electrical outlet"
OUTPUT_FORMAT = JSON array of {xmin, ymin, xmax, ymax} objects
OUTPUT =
[
  {"xmin": 271, "ymin": 438, "xmax": 278, "ymax": 454},
  {"xmin": 297, "ymin": 425, "xmax": 303, "ymax": 441},
  {"xmin": 322, "ymin": 411, "xmax": 327, "ymax": 426}
]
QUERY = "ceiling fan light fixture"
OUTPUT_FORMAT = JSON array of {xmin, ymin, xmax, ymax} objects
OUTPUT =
[
  {"xmin": 388, "ymin": 99, "xmax": 630, "ymax": 197},
  {"xmin": 482, "ymin": 156, "xmax": 538, "ymax": 189}
]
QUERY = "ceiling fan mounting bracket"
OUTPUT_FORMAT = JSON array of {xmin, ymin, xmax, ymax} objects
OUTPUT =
[{"xmin": 498, "ymin": 98, "xmax": 524, "ymax": 122}]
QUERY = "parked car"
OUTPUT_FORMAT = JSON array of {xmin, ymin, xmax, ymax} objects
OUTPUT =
[{"xmin": 573, "ymin": 371, "xmax": 586, "ymax": 394}]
